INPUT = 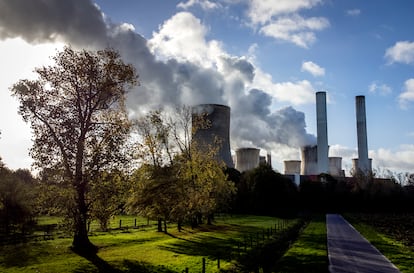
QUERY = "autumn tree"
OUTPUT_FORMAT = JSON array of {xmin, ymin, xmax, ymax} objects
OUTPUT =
[
  {"xmin": 129, "ymin": 107, "xmax": 236, "ymax": 230},
  {"xmin": 11, "ymin": 46, "xmax": 137, "ymax": 253}
]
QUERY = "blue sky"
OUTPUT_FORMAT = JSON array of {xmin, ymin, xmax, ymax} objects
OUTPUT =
[{"xmin": 0, "ymin": 0, "xmax": 413, "ymax": 175}]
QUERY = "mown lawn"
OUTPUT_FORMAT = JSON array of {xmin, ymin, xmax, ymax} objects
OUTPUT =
[
  {"xmin": 275, "ymin": 215, "xmax": 328, "ymax": 273},
  {"xmin": 0, "ymin": 215, "xmax": 296, "ymax": 273}
]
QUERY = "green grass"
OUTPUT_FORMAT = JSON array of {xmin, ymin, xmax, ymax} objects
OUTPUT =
[
  {"xmin": 0, "ymin": 215, "xmax": 293, "ymax": 273},
  {"xmin": 345, "ymin": 215, "xmax": 414, "ymax": 273},
  {"xmin": 275, "ymin": 215, "xmax": 328, "ymax": 273}
]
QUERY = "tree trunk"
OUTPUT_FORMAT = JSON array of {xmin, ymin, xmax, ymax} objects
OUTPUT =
[
  {"xmin": 163, "ymin": 220, "xmax": 167, "ymax": 234},
  {"xmin": 72, "ymin": 186, "xmax": 97, "ymax": 254},
  {"xmin": 157, "ymin": 218, "xmax": 162, "ymax": 232}
]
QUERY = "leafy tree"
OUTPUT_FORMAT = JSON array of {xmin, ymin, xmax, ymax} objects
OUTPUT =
[
  {"xmin": 240, "ymin": 164, "xmax": 298, "ymax": 216},
  {"xmin": 11, "ymin": 46, "xmax": 137, "ymax": 253},
  {"xmin": 129, "ymin": 107, "xmax": 236, "ymax": 230},
  {"xmin": 0, "ymin": 165, "xmax": 35, "ymax": 235},
  {"xmin": 89, "ymin": 170, "xmax": 128, "ymax": 231}
]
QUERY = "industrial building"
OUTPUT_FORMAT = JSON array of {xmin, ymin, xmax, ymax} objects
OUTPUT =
[{"xmin": 191, "ymin": 93, "xmax": 373, "ymax": 179}]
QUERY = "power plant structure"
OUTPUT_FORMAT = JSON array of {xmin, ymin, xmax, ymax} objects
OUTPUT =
[
  {"xmin": 235, "ymin": 148, "xmax": 260, "ymax": 172},
  {"xmin": 284, "ymin": 160, "xmax": 301, "ymax": 175},
  {"xmin": 191, "ymin": 104, "xmax": 234, "ymax": 168},
  {"xmin": 300, "ymin": 145, "xmax": 319, "ymax": 175},
  {"xmin": 329, "ymin": 157, "xmax": 344, "ymax": 177},
  {"xmin": 316, "ymin": 91, "xmax": 329, "ymax": 174},
  {"xmin": 355, "ymin": 95, "xmax": 372, "ymax": 174},
  {"xmin": 190, "ymin": 93, "xmax": 373, "ymax": 180}
]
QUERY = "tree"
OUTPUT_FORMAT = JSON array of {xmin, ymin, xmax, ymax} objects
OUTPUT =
[
  {"xmin": 89, "ymin": 170, "xmax": 128, "ymax": 231},
  {"xmin": 0, "ymin": 165, "xmax": 35, "ymax": 235},
  {"xmin": 11, "ymin": 46, "xmax": 137, "ymax": 253},
  {"xmin": 128, "ymin": 107, "xmax": 236, "ymax": 230}
]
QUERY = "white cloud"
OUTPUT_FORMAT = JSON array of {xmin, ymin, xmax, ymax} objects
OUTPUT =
[
  {"xmin": 247, "ymin": 0, "xmax": 323, "ymax": 25},
  {"xmin": 259, "ymin": 14, "xmax": 329, "ymax": 48},
  {"xmin": 177, "ymin": 0, "xmax": 220, "ymax": 10},
  {"xmin": 371, "ymin": 145, "xmax": 414, "ymax": 173},
  {"xmin": 368, "ymin": 82, "xmax": 392, "ymax": 96},
  {"xmin": 385, "ymin": 41, "xmax": 414, "ymax": 64},
  {"xmin": 301, "ymin": 61, "xmax": 325, "ymax": 76},
  {"xmin": 399, "ymin": 78, "xmax": 414, "ymax": 109},
  {"xmin": 251, "ymin": 69, "xmax": 315, "ymax": 105},
  {"xmin": 346, "ymin": 9, "xmax": 361, "ymax": 16},
  {"xmin": 246, "ymin": 0, "xmax": 328, "ymax": 48},
  {"xmin": 149, "ymin": 12, "xmax": 222, "ymax": 67}
]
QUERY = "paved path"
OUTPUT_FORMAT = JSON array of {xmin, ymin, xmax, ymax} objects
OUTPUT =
[{"xmin": 326, "ymin": 214, "xmax": 401, "ymax": 273}]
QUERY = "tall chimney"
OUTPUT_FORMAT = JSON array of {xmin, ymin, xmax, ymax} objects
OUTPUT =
[
  {"xmin": 355, "ymin": 96, "xmax": 370, "ymax": 174},
  {"xmin": 316, "ymin": 91, "xmax": 329, "ymax": 174}
]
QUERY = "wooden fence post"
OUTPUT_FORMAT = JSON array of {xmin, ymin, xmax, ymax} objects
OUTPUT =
[{"xmin": 202, "ymin": 258, "xmax": 206, "ymax": 273}]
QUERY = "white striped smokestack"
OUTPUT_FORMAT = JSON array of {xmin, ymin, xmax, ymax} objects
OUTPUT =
[
  {"xmin": 316, "ymin": 91, "xmax": 329, "ymax": 174},
  {"xmin": 355, "ymin": 96, "xmax": 370, "ymax": 174}
]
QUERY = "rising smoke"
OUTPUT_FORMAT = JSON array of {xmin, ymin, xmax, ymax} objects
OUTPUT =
[{"xmin": 0, "ymin": 0, "xmax": 316, "ymax": 159}]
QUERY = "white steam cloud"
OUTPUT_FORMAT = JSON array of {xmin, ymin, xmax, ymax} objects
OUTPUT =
[{"xmin": 0, "ymin": 0, "xmax": 316, "ymax": 161}]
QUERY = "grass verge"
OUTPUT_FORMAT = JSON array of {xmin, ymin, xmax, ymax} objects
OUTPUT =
[
  {"xmin": 345, "ymin": 214, "xmax": 414, "ymax": 273},
  {"xmin": 274, "ymin": 215, "xmax": 328, "ymax": 273}
]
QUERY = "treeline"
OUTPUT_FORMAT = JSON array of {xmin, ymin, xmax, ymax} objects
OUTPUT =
[{"xmin": 3, "ymin": 154, "xmax": 413, "ymax": 238}]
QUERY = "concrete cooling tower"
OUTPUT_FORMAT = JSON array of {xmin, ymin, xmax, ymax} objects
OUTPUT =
[
  {"xmin": 191, "ymin": 104, "xmax": 234, "ymax": 168},
  {"xmin": 301, "ymin": 145, "xmax": 318, "ymax": 175},
  {"xmin": 235, "ymin": 148, "xmax": 260, "ymax": 172},
  {"xmin": 284, "ymin": 160, "xmax": 301, "ymax": 175},
  {"xmin": 329, "ymin": 157, "xmax": 343, "ymax": 177}
]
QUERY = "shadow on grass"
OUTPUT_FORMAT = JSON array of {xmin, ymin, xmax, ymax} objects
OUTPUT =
[
  {"xmin": 0, "ymin": 243, "xmax": 38, "ymax": 267},
  {"xmin": 161, "ymin": 228, "xmax": 242, "ymax": 260},
  {"xmin": 274, "ymin": 216, "xmax": 328, "ymax": 273},
  {"xmin": 73, "ymin": 247, "xmax": 180, "ymax": 273}
]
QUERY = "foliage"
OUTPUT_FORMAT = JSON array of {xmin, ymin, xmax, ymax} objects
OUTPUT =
[
  {"xmin": 89, "ymin": 170, "xmax": 129, "ymax": 231},
  {"xmin": 235, "ymin": 164, "xmax": 298, "ymax": 216},
  {"xmin": 11, "ymin": 46, "xmax": 138, "ymax": 252},
  {"xmin": 0, "ymin": 165, "xmax": 36, "ymax": 235},
  {"xmin": 129, "ymin": 107, "xmax": 236, "ymax": 231}
]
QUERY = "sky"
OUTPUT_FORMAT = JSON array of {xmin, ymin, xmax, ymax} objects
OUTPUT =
[{"xmin": 0, "ymin": 0, "xmax": 413, "ymax": 176}]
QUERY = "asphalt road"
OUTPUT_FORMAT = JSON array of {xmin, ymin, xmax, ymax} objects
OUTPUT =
[{"xmin": 326, "ymin": 214, "xmax": 401, "ymax": 273}]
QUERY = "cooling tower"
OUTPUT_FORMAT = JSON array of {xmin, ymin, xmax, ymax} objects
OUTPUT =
[
  {"xmin": 316, "ymin": 91, "xmax": 329, "ymax": 174},
  {"xmin": 235, "ymin": 148, "xmax": 260, "ymax": 172},
  {"xmin": 329, "ymin": 157, "xmax": 343, "ymax": 177},
  {"xmin": 301, "ymin": 145, "xmax": 318, "ymax": 175},
  {"xmin": 284, "ymin": 160, "xmax": 301, "ymax": 175},
  {"xmin": 352, "ymin": 158, "xmax": 372, "ymax": 175},
  {"xmin": 192, "ymin": 104, "xmax": 234, "ymax": 168},
  {"xmin": 355, "ymin": 96, "xmax": 371, "ymax": 174}
]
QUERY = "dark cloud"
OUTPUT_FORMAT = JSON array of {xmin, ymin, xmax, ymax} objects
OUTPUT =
[{"xmin": 0, "ymin": 0, "xmax": 107, "ymax": 46}]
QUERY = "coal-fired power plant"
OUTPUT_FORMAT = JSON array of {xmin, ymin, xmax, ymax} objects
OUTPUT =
[
  {"xmin": 284, "ymin": 160, "xmax": 301, "ymax": 175},
  {"xmin": 300, "ymin": 145, "xmax": 318, "ymax": 175},
  {"xmin": 355, "ymin": 96, "xmax": 371, "ymax": 174},
  {"xmin": 235, "ymin": 148, "xmax": 260, "ymax": 172},
  {"xmin": 316, "ymin": 91, "xmax": 329, "ymax": 174},
  {"xmin": 190, "ymin": 92, "xmax": 373, "ymax": 179},
  {"xmin": 192, "ymin": 104, "xmax": 234, "ymax": 168}
]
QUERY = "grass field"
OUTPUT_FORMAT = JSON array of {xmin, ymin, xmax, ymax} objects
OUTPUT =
[
  {"xmin": 0, "ymin": 215, "xmax": 297, "ymax": 273},
  {"xmin": 275, "ymin": 215, "xmax": 328, "ymax": 273}
]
